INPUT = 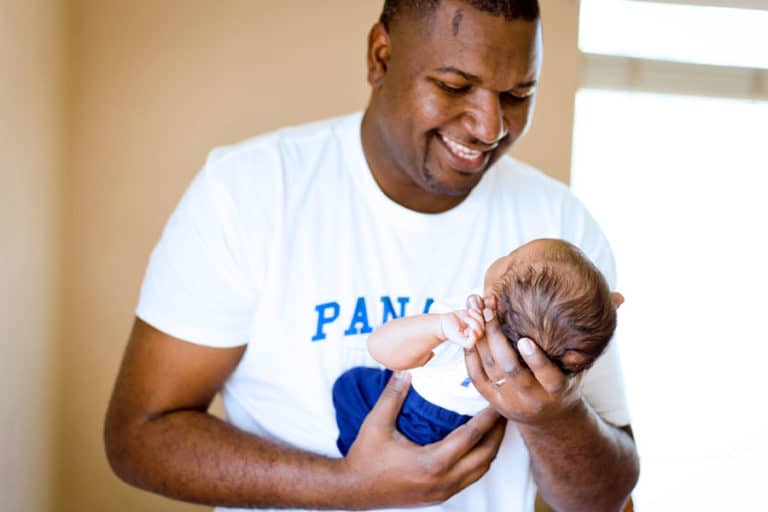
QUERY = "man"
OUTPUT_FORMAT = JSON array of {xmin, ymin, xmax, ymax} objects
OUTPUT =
[{"xmin": 104, "ymin": 1, "xmax": 640, "ymax": 511}]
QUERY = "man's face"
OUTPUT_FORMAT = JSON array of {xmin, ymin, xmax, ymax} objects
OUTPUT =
[{"xmin": 365, "ymin": 0, "xmax": 542, "ymax": 210}]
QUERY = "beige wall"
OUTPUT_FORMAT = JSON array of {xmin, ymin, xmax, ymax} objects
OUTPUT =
[
  {"xmin": 0, "ymin": 1, "xmax": 66, "ymax": 511},
  {"xmin": 513, "ymin": 0, "xmax": 582, "ymax": 184},
  {"xmin": 1, "ymin": 2, "xmax": 579, "ymax": 510}
]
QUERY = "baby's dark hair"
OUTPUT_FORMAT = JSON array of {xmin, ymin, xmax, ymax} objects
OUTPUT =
[
  {"xmin": 493, "ymin": 240, "xmax": 616, "ymax": 375},
  {"xmin": 380, "ymin": 0, "xmax": 540, "ymax": 30}
]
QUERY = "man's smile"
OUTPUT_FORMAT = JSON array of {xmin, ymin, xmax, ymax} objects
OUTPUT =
[{"xmin": 436, "ymin": 132, "xmax": 497, "ymax": 173}]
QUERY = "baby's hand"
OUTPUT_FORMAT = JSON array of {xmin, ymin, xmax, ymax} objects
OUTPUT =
[{"xmin": 440, "ymin": 308, "xmax": 485, "ymax": 349}]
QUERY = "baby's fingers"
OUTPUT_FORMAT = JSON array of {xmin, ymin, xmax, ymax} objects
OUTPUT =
[
  {"xmin": 467, "ymin": 308, "xmax": 485, "ymax": 325},
  {"xmin": 465, "ymin": 316, "xmax": 484, "ymax": 338},
  {"xmin": 454, "ymin": 331, "xmax": 476, "ymax": 349}
]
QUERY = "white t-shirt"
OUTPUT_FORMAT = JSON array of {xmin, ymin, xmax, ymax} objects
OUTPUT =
[
  {"xmin": 410, "ymin": 313, "xmax": 488, "ymax": 416},
  {"xmin": 137, "ymin": 112, "xmax": 630, "ymax": 512}
]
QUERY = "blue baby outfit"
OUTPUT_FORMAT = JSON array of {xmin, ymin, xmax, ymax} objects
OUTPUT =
[{"xmin": 332, "ymin": 367, "xmax": 472, "ymax": 455}]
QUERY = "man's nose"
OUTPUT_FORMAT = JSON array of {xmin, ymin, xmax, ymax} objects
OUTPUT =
[{"xmin": 463, "ymin": 91, "xmax": 508, "ymax": 146}]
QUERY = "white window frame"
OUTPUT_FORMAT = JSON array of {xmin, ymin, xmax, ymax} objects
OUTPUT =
[
  {"xmin": 582, "ymin": 54, "xmax": 768, "ymax": 100},
  {"xmin": 632, "ymin": 0, "xmax": 768, "ymax": 10},
  {"xmin": 580, "ymin": 0, "xmax": 768, "ymax": 99}
]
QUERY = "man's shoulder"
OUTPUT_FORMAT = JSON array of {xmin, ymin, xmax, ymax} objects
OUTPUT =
[
  {"xmin": 202, "ymin": 112, "xmax": 361, "ymax": 183},
  {"xmin": 493, "ymin": 155, "xmax": 570, "ymax": 194},
  {"xmin": 487, "ymin": 156, "xmax": 609, "ymax": 253},
  {"xmin": 493, "ymin": 157, "xmax": 615, "ymax": 285},
  {"xmin": 489, "ymin": 155, "xmax": 575, "ymax": 210}
]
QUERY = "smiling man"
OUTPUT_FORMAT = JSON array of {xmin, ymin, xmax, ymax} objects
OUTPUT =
[
  {"xmin": 363, "ymin": 1, "xmax": 540, "ymax": 212},
  {"xmin": 105, "ymin": 1, "xmax": 639, "ymax": 511}
]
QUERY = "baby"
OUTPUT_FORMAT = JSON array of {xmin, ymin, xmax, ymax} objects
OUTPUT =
[{"xmin": 332, "ymin": 238, "xmax": 618, "ymax": 454}]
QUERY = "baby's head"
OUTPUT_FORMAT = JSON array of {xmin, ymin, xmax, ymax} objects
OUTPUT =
[{"xmin": 485, "ymin": 239, "xmax": 617, "ymax": 375}]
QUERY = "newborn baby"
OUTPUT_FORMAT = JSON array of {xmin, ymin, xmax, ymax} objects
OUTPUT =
[{"xmin": 333, "ymin": 238, "xmax": 618, "ymax": 454}]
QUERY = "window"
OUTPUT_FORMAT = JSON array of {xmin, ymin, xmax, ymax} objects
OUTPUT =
[
  {"xmin": 572, "ymin": 2, "xmax": 768, "ymax": 509},
  {"xmin": 580, "ymin": 0, "xmax": 768, "ymax": 69}
]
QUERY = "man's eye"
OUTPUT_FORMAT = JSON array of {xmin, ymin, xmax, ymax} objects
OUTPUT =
[
  {"xmin": 502, "ymin": 92, "xmax": 531, "ymax": 104},
  {"xmin": 436, "ymin": 81, "xmax": 470, "ymax": 94}
]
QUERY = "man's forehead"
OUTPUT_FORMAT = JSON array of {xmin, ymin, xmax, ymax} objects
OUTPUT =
[
  {"xmin": 408, "ymin": 4, "xmax": 541, "ymax": 87},
  {"xmin": 430, "ymin": 0, "xmax": 538, "ymax": 34},
  {"xmin": 450, "ymin": 5, "xmax": 465, "ymax": 36}
]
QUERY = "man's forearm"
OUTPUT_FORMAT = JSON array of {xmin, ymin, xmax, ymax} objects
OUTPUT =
[
  {"xmin": 517, "ymin": 400, "xmax": 639, "ymax": 512},
  {"xmin": 106, "ymin": 410, "xmax": 359, "ymax": 510}
]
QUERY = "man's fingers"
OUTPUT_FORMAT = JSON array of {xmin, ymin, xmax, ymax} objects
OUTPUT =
[
  {"xmin": 406, "ymin": 411, "xmax": 504, "ymax": 501},
  {"xmin": 474, "ymin": 335, "xmax": 503, "ymax": 383},
  {"xmin": 464, "ymin": 341, "xmax": 491, "ymax": 391},
  {"xmin": 448, "ymin": 417, "xmax": 507, "ymax": 487},
  {"xmin": 365, "ymin": 371, "xmax": 411, "ymax": 429},
  {"xmin": 483, "ymin": 310, "xmax": 523, "ymax": 374},
  {"xmin": 479, "ymin": 300, "xmax": 531, "ymax": 387},
  {"xmin": 517, "ymin": 338, "xmax": 567, "ymax": 394},
  {"xmin": 430, "ymin": 406, "xmax": 502, "ymax": 468}
]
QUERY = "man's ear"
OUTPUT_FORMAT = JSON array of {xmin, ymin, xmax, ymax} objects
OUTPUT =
[{"xmin": 367, "ymin": 22, "xmax": 391, "ymax": 87}]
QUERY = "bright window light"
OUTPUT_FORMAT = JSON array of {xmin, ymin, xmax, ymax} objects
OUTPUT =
[
  {"xmin": 579, "ymin": 0, "xmax": 768, "ymax": 69},
  {"xmin": 571, "ymin": 89, "xmax": 768, "ymax": 510}
]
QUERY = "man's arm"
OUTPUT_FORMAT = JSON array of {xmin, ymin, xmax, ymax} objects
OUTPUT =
[
  {"xmin": 104, "ymin": 317, "xmax": 506, "ymax": 509},
  {"xmin": 518, "ymin": 405, "xmax": 638, "ymax": 512},
  {"xmin": 464, "ymin": 297, "xmax": 639, "ymax": 512}
]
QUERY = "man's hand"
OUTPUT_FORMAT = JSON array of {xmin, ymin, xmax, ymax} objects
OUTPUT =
[
  {"xmin": 464, "ymin": 295, "xmax": 582, "ymax": 426},
  {"xmin": 106, "ymin": 319, "xmax": 505, "ymax": 510},
  {"xmin": 341, "ymin": 371, "xmax": 506, "ymax": 508},
  {"xmin": 464, "ymin": 294, "xmax": 639, "ymax": 511},
  {"xmin": 464, "ymin": 291, "xmax": 625, "ymax": 426}
]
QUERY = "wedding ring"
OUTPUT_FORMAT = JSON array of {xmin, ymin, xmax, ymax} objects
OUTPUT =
[{"xmin": 493, "ymin": 377, "xmax": 507, "ymax": 387}]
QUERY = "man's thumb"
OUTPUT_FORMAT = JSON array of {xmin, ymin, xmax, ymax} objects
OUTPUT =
[{"xmin": 367, "ymin": 371, "xmax": 411, "ymax": 425}]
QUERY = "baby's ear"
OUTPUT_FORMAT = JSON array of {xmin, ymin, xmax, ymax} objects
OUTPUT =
[
  {"xmin": 611, "ymin": 291, "xmax": 625, "ymax": 309},
  {"xmin": 560, "ymin": 350, "xmax": 590, "ymax": 374}
]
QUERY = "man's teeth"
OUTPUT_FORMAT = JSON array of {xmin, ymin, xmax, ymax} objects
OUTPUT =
[{"xmin": 441, "ymin": 134, "xmax": 482, "ymax": 160}]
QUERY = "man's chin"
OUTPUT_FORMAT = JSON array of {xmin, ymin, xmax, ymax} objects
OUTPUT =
[
  {"xmin": 422, "ymin": 173, "xmax": 481, "ymax": 198},
  {"xmin": 424, "ymin": 161, "xmax": 490, "ymax": 196}
]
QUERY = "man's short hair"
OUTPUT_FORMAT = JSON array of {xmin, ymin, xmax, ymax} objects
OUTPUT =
[
  {"xmin": 493, "ymin": 241, "xmax": 617, "ymax": 375},
  {"xmin": 380, "ymin": 0, "xmax": 540, "ymax": 30}
]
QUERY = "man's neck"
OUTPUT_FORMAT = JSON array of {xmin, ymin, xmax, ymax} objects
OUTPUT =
[{"xmin": 359, "ymin": 108, "xmax": 468, "ymax": 214}]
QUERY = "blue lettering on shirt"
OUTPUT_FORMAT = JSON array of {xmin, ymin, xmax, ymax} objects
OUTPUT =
[
  {"xmin": 311, "ymin": 296, "xmax": 434, "ymax": 342},
  {"xmin": 381, "ymin": 296, "xmax": 410, "ymax": 324},
  {"xmin": 311, "ymin": 302, "xmax": 340, "ymax": 342},
  {"xmin": 344, "ymin": 297, "xmax": 374, "ymax": 336}
]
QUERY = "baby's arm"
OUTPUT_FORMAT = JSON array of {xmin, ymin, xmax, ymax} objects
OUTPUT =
[{"xmin": 367, "ymin": 310, "xmax": 484, "ymax": 370}]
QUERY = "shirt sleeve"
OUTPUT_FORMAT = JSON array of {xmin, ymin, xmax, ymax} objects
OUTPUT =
[
  {"xmin": 136, "ymin": 148, "xmax": 272, "ymax": 347},
  {"xmin": 561, "ymin": 193, "xmax": 632, "ymax": 427},
  {"xmin": 581, "ymin": 338, "xmax": 631, "ymax": 426}
]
